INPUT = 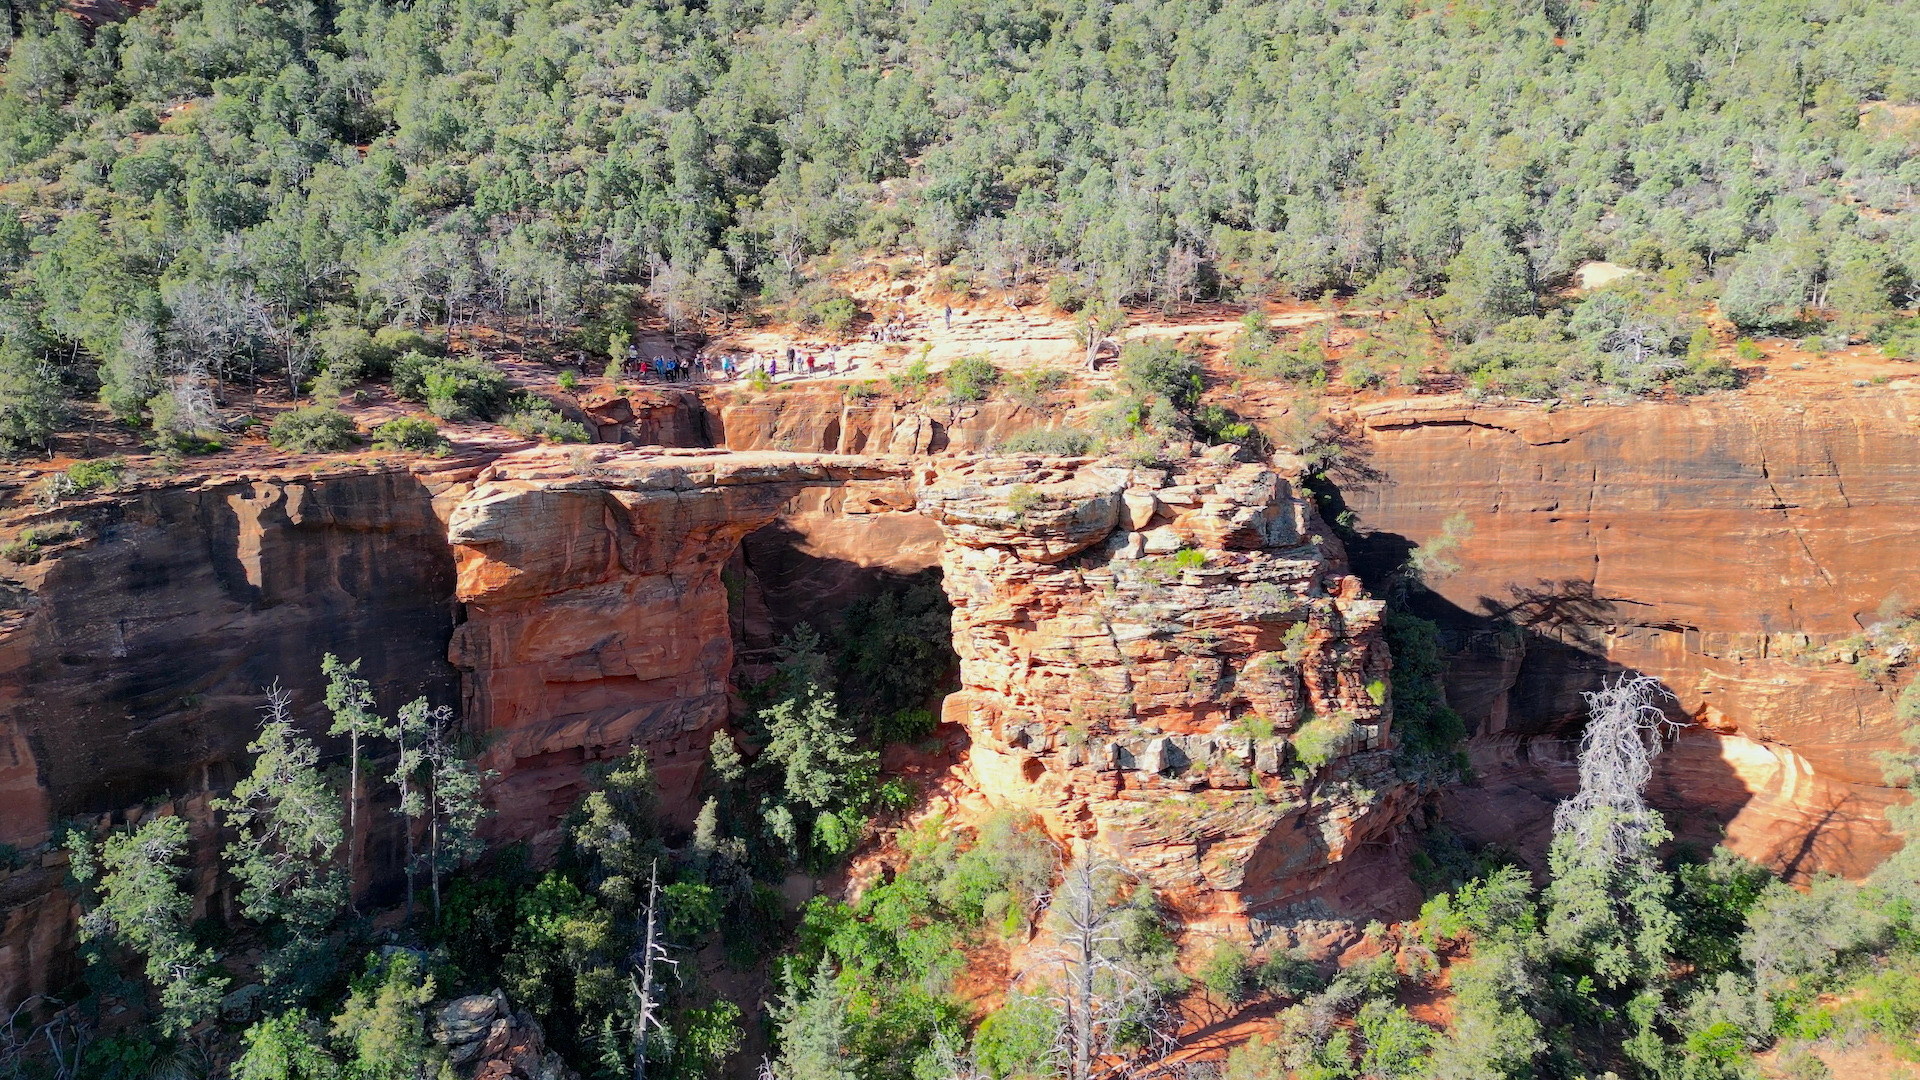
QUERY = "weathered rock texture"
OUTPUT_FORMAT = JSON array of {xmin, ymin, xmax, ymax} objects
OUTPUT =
[
  {"xmin": 1338, "ymin": 394, "xmax": 1920, "ymax": 877},
  {"xmin": 0, "ymin": 459, "xmax": 479, "ymax": 1009},
  {"xmin": 434, "ymin": 990, "xmax": 578, "ymax": 1080},
  {"xmin": 716, "ymin": 389, "xmax": 1056, "ymax": 456},
  {"xmin": 922, "ymin": 456, "xmax": 1408, "ymax": 925},
  {"xmin": 577, "ymin": 388, "xmax": 713, "ymax": 447},
  {"xmin": 446, "ymin": 447, "xmax": 934, "ymax": 851}
]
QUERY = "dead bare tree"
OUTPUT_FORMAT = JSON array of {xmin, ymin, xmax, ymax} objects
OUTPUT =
[
  {"xmin": 1552, "ymin": 672, "xmax": 1679, "ymax": 865},
  {"xmin": 1, "ymin": 997, "xmax": 88, "ymax": 1080},
  {"xmin": 630, "ymin": 861, "xmax": 676, "ymax": 1080},
  {"xmin": 1039, "ymin": 851, "xmax": 1161, "ymax": 1080}
]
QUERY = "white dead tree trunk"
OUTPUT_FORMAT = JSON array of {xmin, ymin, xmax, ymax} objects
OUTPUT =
[
  {"xmin": 1552, "ymin": 673, "xmax": 1679, "ymax": 865},
  {"xmin": 1041, "ymin": 851, "xmax": 1156, "ymax": 1080},
  {"xmin": 631, "ymin": 861, "xmax": 676, "ymax": 1080}
]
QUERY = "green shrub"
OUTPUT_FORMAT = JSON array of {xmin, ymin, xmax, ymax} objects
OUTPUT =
[
  {"xmin": 66, "ymin": 456, "xmax": 125, "ymax": 493},
  {"xmin": 1734, "ymin": 338, "xmax": 1764, "ymax": 362},
  {"xmin": 944, "ymin": 354, "xmax": 1001, "ymax": 402},
  {"xmin": 814, "ymin": 297, "xmax": 860, "ymax": 337},
  {"xmin": 371, "ymin": 416, "xmax": 447, "ymax": 453},
  {"xmin": 1117, "ymin": 338, "xmax": 1203, "ymax": 411},
  {"xmin": 501, "ymin": 400, "xmax": 588, "ymax": 443},
  {"xmin": 1291, "ymin": 714, "xmax": 1360, "ymax": 771},
  {"xmin": 1006, "ymin": 367, "xmax": 1069, "ymax": 406},
  {"xmin": 745, "ymin": 367, "xmax": 772, "ymax": 392},
  {"xmin": 1254, "ymin": 950, "xmax": 1324, "ymax": 998},
  {"xmin": 557, "ymin": 370, "xmax": 580, "ymax": 392},
  {"xmin": 844, "ymin": 379, "xmax": 883, "ymax": 401},
  {"xmin": 998, "ymin": 427, "xmax": 1097, "ymax": 456},
  {"xmin": 393, "ymin": 353, "xmax": 510, "ymax": 420},
  {"xmin": 973, "ymin": 993, "xmax": 1059, "ymax": 1080},
  {"xmin": 889, "ymin": 357, "xmax": 932, "ymax": 395},
  {"xmin": 1199, "ymin": 940, "xmax": 1254, "ymax": 1004},
  {"xmin": 1006, "ymin": 483, "xmax": 1043, "ymax": 516},
  {"xmin": 1046, "ymin": 276, "xmax": 1086, "ymax": 313},
  {"xmin": 2, "ymin": 520, "xmax": 79, "ymax": 564},
  {"xmin": 0, "ymin": 346, "xmax": 66, "ymax": 453},
  {"xmin": 371, "ymin": 326, "xmax": 439, "ymax": 370},
  {"xmin": 316, "ymin": 325, "xmax": 384, "ymax": 380},
  {"xmin": 268, "ymin": 406, "xmax": 357, "ymax": 453},
  {"xmin": 875, "ymin": 708, "xmax": 938, "ymax": 746}
]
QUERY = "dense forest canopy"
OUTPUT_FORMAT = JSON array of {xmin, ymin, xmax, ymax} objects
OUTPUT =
[{"xmin": 0, "ymin": 0, "xmax": 1916, "ymax": 444}]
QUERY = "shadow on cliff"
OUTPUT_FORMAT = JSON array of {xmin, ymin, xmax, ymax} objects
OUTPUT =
[
  {"xmin": 1339, "ymin": 522, "xmax": 1775, "ymax": 878},
  {"xmin": 8, "ymin": 471, "xmax": 460, "ymax": 904}
]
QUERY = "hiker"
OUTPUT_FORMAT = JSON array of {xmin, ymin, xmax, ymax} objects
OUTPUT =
[{"xmin": 944, "ymin": 304, "xmax": 953, "ymax": 330}]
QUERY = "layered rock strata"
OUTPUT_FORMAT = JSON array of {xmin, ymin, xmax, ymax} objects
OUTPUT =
[
  {"xmin": 921, "ymin": 456, "xmax": 1405, "ymax": 923},
  {"xmin": 716, "ymin": 389, "xmax": 1054, "ymax": 455},
  {"xmin": 1337, "ymin": 393, "xmax": 1920, "ymax": 876},
  {"xmin": 446, "ymin": 448, "xmax": 934, "ymax": 849},
  {"xmin": 0, "ymin": 457, "xmax": 485, "ymax": 1010}
]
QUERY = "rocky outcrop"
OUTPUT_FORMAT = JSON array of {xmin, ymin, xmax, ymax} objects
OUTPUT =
[
  {"xmin": 1337, "ymin": 393, "xmax": 1920, "ymax": 877},
  {"xmin": 446, "ymin": 447, "xmax": 933, "ymax": 849},
  {"xmin": 922, "ymin": 456, "xmax": 1408, "ymax": 924},
  {"xmin": 577, "ymin": 388, "xmax": 713, "ymax": 447},
  {"xmin": 435, "ymin": 991, "xmax": 577, "ymax": 1080},
  {"xmin": 715, "ymin": 389, "xmax": 1056, "ymax": 455},
  {"xmin": 0, "ymin": 456, "xmax": 485, "ymax": 1009}
]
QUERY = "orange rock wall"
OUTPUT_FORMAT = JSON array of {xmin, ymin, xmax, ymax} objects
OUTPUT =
[
  {"xmin": 1338, "ymin": 394, "xmax": 1920, "ymax": 876},
  {"xmin": 0, "ymin": 462, "xmax": 476, "ymax": 1009},
  {"xmin": 446, "ymin": 449, "xmax": 932, "ymax": 852},
  {"xmin": 922, "ymin": 456, "xmax": 1412, "ymax": 925},
  {"xmin": 716, "ymin": 390, "xmax": 1054, "ymax": 455}
]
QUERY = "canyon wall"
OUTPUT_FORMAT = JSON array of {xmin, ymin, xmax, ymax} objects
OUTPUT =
[
  {"xmin": 923, "ymin": 455, "xmax": 1412, "ymax": 928},
  {"xmin": 445, "ymin": 448, "xmax": 938, "ymax": 850},
  {"xmin": 0, "ymin": 458, "xmax": 479, "ymax": 1010},
  {"xmin": 715, "ymin": 389, "xmax": 1055, "ymax": 455},
  {"xmin": 1335, "ymin": 392, "xmax": 1920, "ymax": 877}
]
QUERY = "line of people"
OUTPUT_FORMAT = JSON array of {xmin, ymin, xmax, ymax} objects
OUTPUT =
[{"xmin": 620, "ymin": 343, "xmax": 849, "ymax": 383}]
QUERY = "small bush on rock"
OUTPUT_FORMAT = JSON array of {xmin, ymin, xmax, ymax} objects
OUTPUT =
[
  {"xmin": 269, "ymin": 406, "xmax": 357, "ymax": 453},
  {"xmin": 372, "ymin": 417, "xmax": 447, "ymax": 453}
]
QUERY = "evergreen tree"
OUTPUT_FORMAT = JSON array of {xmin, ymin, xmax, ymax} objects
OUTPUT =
[
  {"xmin": 772, "ymin": 966, "xmax": 857, "ymax": 1080},
  {"xmin": 234, "ymin": 1012, "xmax": 339, "ymax": 1080},
  {"xmin": 572, "ymin": 749, "xmax": 664, "ymax": 913},
  {"xmin": 329, "ymin": 955, "xmax": 440, "ymax": 1080},
  {"xmin": 424, "ymin": 706, "xmax": 491, "ymax": 921},
  {"xmin": 389, "ymin": 698, "xmax": 436, "ymax": 920},
  {"xmin": 213, "ymin": 683, "xmax": 349, "ymax": 998},
  {"xmin": 322, "ymin": 654, "xmax": 380, "ymax": 913},
  {"xmin": 70, "ymin": 816, "xmax": 227, "ymax": 1035}
]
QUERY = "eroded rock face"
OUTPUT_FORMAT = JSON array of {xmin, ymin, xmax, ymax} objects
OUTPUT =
[
  {"xmin": 1339, "ymin": 395, "xmax": 1920, "ymax": 877},
  {"xmin": 434, "ymin": 990, "xmax": 577, "ymax": 1080},
  {"xmin": 577, "ymin": 388, "xmax": 713, "ymax": 447},
  {"xmin": 0, "ymin": 460, "xmax": 478, "ymax": 1009},
  {"xmin": 716, "ymin": 389, "xmax": 1054, "ymax": 456},
  {"xmin": 921, "ymin": 457, "xmax": 1407, "ymax": 924},
  {"xmin": 447, "ymin": 447, "xmax": 933, "ymax": 850}
]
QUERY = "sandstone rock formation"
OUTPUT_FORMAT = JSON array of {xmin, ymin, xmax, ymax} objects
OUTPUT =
[
  {"xmin": 0, "ymin": 460, "xmax": 478, "ymax": 1009},
  {"xmin": 576, "ymin": 388, "xmax": 713, "ymax": 447},
  {"xmin": 434, "ymin": 990, "xmax": 577, "ymax": 1080},
  {"xmin": 922, "ymin": 456, "xmax": 1408, "ymax": 925},
  {"xmin": 446, "ymin": 447, "xmax": 936, "ymax": 849},
  {"xmin": 716, "ymin": 389, "xmax": 1055, "ymax": 455},
  {"xmin": 1337, "ymin": 394, "xmax": 1920, "ymax": 877}
]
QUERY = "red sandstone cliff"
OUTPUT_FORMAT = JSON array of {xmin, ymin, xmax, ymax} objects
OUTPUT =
[
  {"xmin": 922, "ymin": 455, "xmax": 1410, "ymax": 926},
  {"xmin": 1336, "ymin": 392, "xmax": 1920, "ymax": 877}
]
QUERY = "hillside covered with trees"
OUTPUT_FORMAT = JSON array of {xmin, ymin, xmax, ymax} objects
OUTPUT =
[{"xmin": 1, "ymin": 0, "xmax": 1918, "ymax": 450}]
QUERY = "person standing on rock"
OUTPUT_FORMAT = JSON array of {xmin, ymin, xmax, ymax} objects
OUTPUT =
[{"xmin": 944, "ymin": 304, "xmax": 953, "ymax": 330}]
